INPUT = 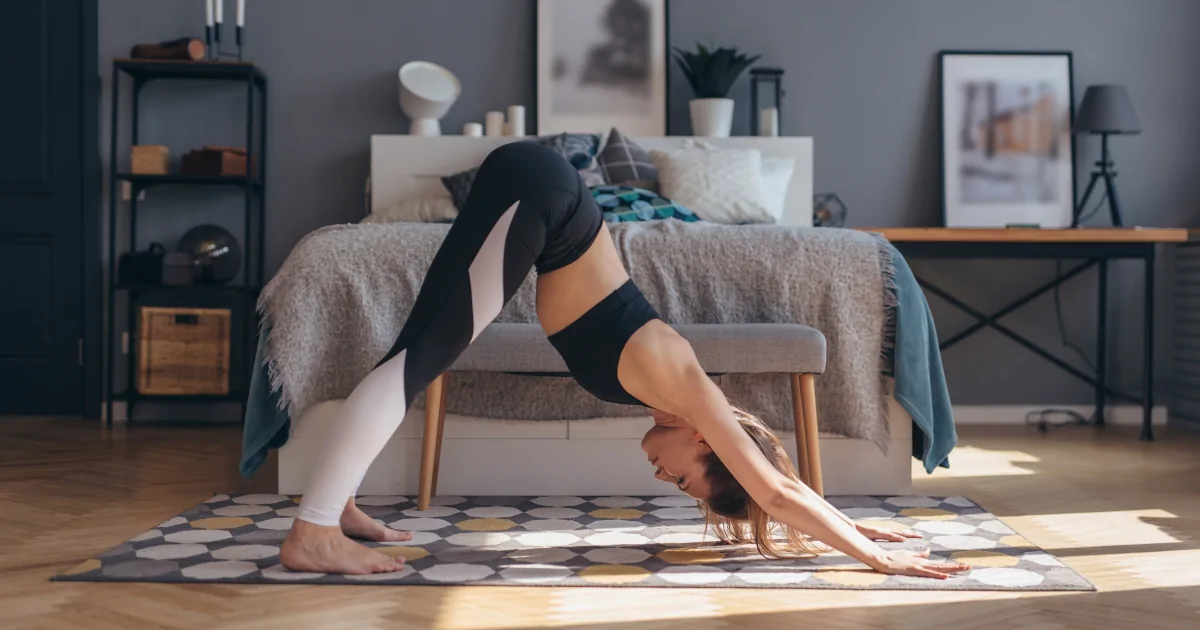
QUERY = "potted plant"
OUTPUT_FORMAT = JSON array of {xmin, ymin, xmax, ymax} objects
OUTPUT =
[{"xmin": 672, "ymin": 43, "xmax": 761, "ymax": 137}]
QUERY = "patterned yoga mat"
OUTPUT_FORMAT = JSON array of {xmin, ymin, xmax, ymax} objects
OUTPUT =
[{"xmin": 53, "ymin": 494, "xmax": 1093, "ymax": 590}]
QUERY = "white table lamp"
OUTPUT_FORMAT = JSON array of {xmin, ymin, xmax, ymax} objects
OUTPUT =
[{"xmin": 398, "ymin": 61, "xmax": 461, "ymax": 136}]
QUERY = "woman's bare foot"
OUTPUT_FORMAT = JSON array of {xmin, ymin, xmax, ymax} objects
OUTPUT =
[
  {"xmin": 340, "ymin": 499, "xmax": 413, "ymax": 542},
  {"xmin": 280, "ymin": 519, "xmax": 405, "ymax": 575}
]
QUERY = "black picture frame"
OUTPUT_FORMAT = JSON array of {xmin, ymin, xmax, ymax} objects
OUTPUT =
[
  {"xmin": 532, "ymin": 0, "xmax": 671, "ymax": 136},
  {"xmin": 937, "ymin": 50, "xmax": 1076, "ymax": 228}
]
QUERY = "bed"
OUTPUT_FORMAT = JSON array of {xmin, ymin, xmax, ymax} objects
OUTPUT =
[{"xmin": 246, "ymin": 134, "xmax": 954, "ymax": 497}]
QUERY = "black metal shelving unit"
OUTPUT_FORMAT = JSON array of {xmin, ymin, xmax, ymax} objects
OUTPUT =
[{"xmin": 105, "ymin": 59, "xmax": 267, "ymax": 425}]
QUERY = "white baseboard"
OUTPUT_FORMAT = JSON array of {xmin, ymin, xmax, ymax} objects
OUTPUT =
[{"xmin": 952, "ymin": 404, "xmax": 1168, "ymax": 427}]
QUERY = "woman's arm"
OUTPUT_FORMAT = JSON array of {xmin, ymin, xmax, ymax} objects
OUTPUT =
[
  {"xmin": 676, "ymin": 368, "xmax": 892, "ymax": 567},
  {"xmin": 684, "ymin": 373, "xmax": 966, "ymax": 577},
  {"xmin": 618, "ymin": 327, "xmax": 964, "ymax": 578}
]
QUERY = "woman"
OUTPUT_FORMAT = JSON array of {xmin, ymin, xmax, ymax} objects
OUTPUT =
[{"xmin": 280, "ymin": 141, "xmax": 970, "ymax": 580}]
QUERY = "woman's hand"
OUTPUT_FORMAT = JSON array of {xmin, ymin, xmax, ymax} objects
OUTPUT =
[
  {"xmin": 871, "ymin": 548, "xmax": 972, "ymax": 580},
  {"xmin": 856, "ymin": 521, "xmax": 922, "ymax": 543}
]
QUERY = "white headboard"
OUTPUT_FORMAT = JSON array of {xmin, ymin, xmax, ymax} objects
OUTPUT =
[{"xmin": 369, "ymin": 135, "xmax": 814, "ymax": 226}]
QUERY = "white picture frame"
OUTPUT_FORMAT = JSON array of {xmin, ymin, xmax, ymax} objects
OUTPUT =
[
  {"xmin": 939, "ymin": 51, "xmax": 1076, "ymax": 228},
  {"xmin": 535, "ymin": 0, "xmax": 668, "ymax": 136}
]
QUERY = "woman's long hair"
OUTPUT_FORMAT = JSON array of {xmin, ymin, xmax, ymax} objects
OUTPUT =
[{"xmin": 698, "ymin": 404, "xmax": 828, "ymax": 559}]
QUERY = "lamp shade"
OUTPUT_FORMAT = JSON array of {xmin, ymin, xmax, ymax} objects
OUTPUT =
[
  {"xmin": 398, "ymin": 61, "xmax": 461, "ymax": 136},
  {"xmin": 1074, "ymin": 85, "xmax": 1141, "ymax": 135}
]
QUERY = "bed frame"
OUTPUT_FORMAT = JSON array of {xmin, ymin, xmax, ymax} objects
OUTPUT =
[{"xmin": 277, "ymin": 134, "xmax": 915, "ymax": 498}]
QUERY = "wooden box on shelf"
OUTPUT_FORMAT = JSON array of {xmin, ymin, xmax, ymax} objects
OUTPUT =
[
  {"xmin": 137, "ymin": 306, "xmax": 231, "ymax": 395},
  {"xmin": 181, "ymin": 146, "xmax": 248, "ymax": 177},
  {"xmin": 130, "ymin": 145, "xmax": 169, "ymax": 174}
]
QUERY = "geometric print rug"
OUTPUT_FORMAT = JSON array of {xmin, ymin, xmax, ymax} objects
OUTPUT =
[{"xmin": 53, "ymin": 494, "xmax": 1094, "ymax": 591}]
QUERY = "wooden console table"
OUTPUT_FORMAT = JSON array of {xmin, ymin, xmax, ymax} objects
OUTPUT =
[{"xmin": 863, "ymin": 227, "xmax": 1191, "ymax": 440}]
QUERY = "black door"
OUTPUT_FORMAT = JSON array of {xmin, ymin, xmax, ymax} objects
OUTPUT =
[{"xmin": 0, "ymin": 0, "xmax": 94, "ymax": 415}]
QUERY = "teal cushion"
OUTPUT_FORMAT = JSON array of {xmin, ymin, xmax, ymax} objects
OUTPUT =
[{"xmin": 590, "ymin": 185, "xmax": 699, "ymax": 223}]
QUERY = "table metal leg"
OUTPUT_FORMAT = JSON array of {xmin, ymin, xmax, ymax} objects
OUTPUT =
[
  {"xmin": 1142, "ymin": 250, "xmax": 1155, "ymax": 441},
  {"xmin": 1095, "ymin": 260, "xmax": 1107, "ymax": 427}
]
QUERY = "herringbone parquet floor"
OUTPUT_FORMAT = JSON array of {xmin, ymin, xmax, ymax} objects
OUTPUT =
[{"xmin": 2, "ymin": 417, "xmax": 1197, "ymax": 630}]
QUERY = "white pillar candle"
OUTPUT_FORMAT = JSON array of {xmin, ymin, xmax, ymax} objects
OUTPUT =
[
  {"xmin": 485, "ymin": 111, "xmax": 504, "ymax": 137},
  {"xmin": 506, "ymin": 105, "xmax": 526, "ymax": 136},
  {"xmin": 236, "ymin": 0, "xmax": 245, "ymax": 27},
  {"xmin": 205, "ymin": 0, "xmax": 214, "ymax": 26},
  {"xmin": 759, "ymin": 107, "xmax": 779, "ymax": 137},
  {"xmin": 462, "ymin": 122, "xmax": 483, "ymax": 137},
  {"xmin": 215, "ymin": 0, "xmax": 223, "ymax": 23}
]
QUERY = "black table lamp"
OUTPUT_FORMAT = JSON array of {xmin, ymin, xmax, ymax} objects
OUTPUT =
[{"xmin": 1072, "ymin": 85, "xmax": 1141, "ymax": 227}]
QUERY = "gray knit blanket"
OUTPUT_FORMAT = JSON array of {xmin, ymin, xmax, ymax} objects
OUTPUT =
[{"xmin": 259, "ymin": 220, "xmax": 897, "ymax": 448}]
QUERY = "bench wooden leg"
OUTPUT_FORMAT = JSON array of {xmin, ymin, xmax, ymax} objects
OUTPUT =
[
  {"xmin": 799, "ymin": 373, "xmax": 824, "ymax": 497},
  {"xmin": 789, "ymin": 374, "xmax": 813, "ymax": 488},
  {"xmin": 431, "ymin": 373, "xmax": 450, "ymax": 496},
  {"xmin": 418, "ymin": 373, "xmax": 447, "ymax": 511}
]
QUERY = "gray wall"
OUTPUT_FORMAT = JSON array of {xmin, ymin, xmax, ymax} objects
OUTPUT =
[{"xmin": 100, "ymin": 0, "xmax": 1200, "ymax": 407}]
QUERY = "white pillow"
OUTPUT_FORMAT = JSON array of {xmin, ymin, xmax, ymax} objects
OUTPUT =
[
  {"xmin": 759, "ymin": 156, "xmax": 795, "ymax": 223},
  {"xmin": 651, "ymin": 143, "xmax": 771, "ymax": 224},
  {"xmin": 363, "ymin": 191, "xmax": 458, "ymax": 223}
]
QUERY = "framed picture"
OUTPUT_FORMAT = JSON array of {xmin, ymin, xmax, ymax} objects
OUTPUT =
[
  {"xmin": 938, "ymin": 51, "xmax": 1076, "ymax": 227},
  {"xmin": 535, "ymin": 0, "xmax": 668, "ymax": 136}
]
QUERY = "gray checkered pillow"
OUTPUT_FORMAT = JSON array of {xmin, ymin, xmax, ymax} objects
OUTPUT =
[{"xmin": 598, "ymin": 127, "xmax": 658, "ymax": 189}]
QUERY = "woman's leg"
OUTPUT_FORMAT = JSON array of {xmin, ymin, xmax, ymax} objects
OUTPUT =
[{"xmin": 282, "ymin": 151, "xmax": 557, "ymax": 574}]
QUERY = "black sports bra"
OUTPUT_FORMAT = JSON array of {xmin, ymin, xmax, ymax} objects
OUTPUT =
[{"xmin": 547, "ymin": 279, "xmax": 659, "ymax": 406}]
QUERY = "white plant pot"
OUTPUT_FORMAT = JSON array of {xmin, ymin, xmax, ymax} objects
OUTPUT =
[{"xmin": 689, "ymin": 98, "xmax": 735, "ymax": 137}]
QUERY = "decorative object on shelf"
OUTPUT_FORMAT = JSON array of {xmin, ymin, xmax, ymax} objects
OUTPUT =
[
  {"xmin": 181, "ymin": 145, "xmax": 247, "ymax": 176},
  {"xmin": 137, "ymin": 306, "xmax": 231, "ymax": 396},
  {"xmin": 118, "ymin": 243, "xmax": 167, "ymax": 286},
  {"xmin": 938, "ymin": 51, "xmax": 1075, "ymax": 228},
  {"xmin": 236, "ymin": 0, "xmax": 246, "ymax": 59},
  {"xmin": 485, "ymin": 111, "xmax": 505, "ymax": 137},
  {"xmin": 206, "ymin": 0, "xmax": 247, "ymax": 61},
  {"xmin": 506, "ymin": 105, "xmax": 526, "ymax": 136},
  {"xmin": 462, "ymin": 122, "xmax": 483, "ymax": 137},
  {"xmin": 161, "ymin": 251, "xmax": 196, "ymax": 286},
  {"xmin": 179, "ymin": 224, "xmax": 243, "ymax": 285},
  {"xmin": 813, "ymin": 193, "xmax": 848, "ymax": 227},
  {"xmin": 673, "ymin": 43, "xmax": 761, "ymax": 137},
  {"xmin": 536, "ymin": 0, "xmax": 668, "ymax": 136},
  {"xmin": 1071, "ymin": 84, "xmax": 1140, "ymax": 227},
  {"xmin": 130, "ymin": 38, "xmax": 205, "ymax": 61},
  {"xmin": 130, "ymin": 145, "xmax": 170, "ymax": 174},
  {"xmin": 750, "ymin": 67, "xmax": 784, "ymax": 137},
  {"xmin": 205, "ymin": 0, "xmax": 214, "ymax": 55},
  {"xmin": 398, "ymin": 61, "xmax": 461, "ymax": 136}
]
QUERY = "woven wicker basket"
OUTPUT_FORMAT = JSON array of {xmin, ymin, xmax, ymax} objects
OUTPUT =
[{"xmin": 137, "ymin": 307, "xmax": 231, "ymax": 395}]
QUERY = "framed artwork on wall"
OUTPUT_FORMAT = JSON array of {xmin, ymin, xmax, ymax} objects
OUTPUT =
[
  {"xmin": 938, "ymin": 51, "xmax": 1076, "ymax": 228},
  {"xmin": 535, "ymin": 0, "xmax": 668, "ymax": 136}
]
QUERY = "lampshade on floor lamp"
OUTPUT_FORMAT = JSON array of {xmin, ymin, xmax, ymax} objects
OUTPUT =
[{"xmin": 1072, "ymin": 85, "xmax": 1141, "ymax": 227}]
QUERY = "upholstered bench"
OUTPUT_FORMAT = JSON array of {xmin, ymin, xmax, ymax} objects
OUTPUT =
[{"xmin": 417, "ymin": 323, "xmax": 828, "ymax": 509}]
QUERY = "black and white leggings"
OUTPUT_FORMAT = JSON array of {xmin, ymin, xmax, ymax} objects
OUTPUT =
[{"xmin": 295, "ymin": 141, "xmax": 603, "ymax": 526}]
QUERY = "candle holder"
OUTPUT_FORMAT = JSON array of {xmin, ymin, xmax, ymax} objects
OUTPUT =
[
  {"xmin": 749, "ymin": 67, "xmax": 785, "ymax": 136},
  {"xmin": 208, "ymin": 22, "xmax": 245, "ymax": 61}
]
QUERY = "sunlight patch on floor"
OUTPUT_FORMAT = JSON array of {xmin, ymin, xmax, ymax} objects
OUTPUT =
[
  {"xmin": 912, "ymin": 445, "xmax": 1042, "ymax": 478},
  {"xmin": 1089, "ymin": 549, "xmax": 1200, "ymax": 589},
  {"xmin": 1013, "ymin": 510, "xmax": 1181, "ymax": 549}
]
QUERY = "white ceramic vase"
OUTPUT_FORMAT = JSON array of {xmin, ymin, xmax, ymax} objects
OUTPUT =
[{"xmin": 689, "ymin": 98, "xmax": 735, "ymax": 137}]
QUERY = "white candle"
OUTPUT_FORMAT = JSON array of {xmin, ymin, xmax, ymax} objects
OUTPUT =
[
  {"xmin": 236, "ymin": 0, "xmax": 245, "ymax": 27},
  {"xmin": 506, "ymin": 105, "xmax": 526, "ymax": 136},
  {"xmin": 759, "ymin": 107, "xmax": 779, "ymax": 137},
  {"xmin": 215, "ymin": 0, "xmax": 223, "ymax": 24},
  {"xmin": 205, "ymin": 0, "xmax": 214, "ymax": 27},
  {"xmin": 462, "ymin": 122, "xmax": 483, "ymax": 137},
  {"xmin": 485, "ymin": 111, "xmax": 504, "ymax": 137}
]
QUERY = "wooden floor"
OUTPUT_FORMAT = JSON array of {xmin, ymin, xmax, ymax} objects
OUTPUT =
[{"xmin": 2, "ymin": 418, "xmax": 1198, "ymax": 630}]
